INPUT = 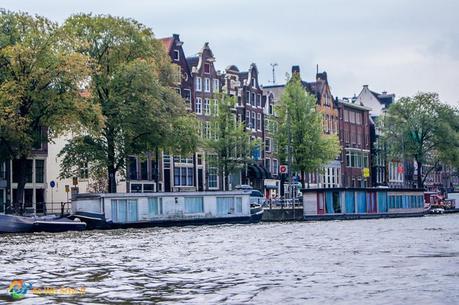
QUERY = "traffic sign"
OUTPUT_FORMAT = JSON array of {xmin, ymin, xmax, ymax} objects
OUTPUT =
[
  {"xmin": 65, "ymin": 185, "xmax": 70, "ymax": 193},
  {"xmin": 50, "ymin": 180, "xmax": 56, "ymax": 188},
  {"xmin": 279, "ymin": 165, "xmax": 288, "ymax": 174},
  {"xmin": 72, "ymin": 177, "xmax": 78, "ymax": 186},
  {"xmin": 362, "ymin": 167, "xmax": 370, "ymax": 178}
]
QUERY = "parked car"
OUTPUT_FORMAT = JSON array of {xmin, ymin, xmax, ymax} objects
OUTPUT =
[
  {"xmin": 234, "ymin": 185, "xmax": 265, "ymax": 205},
  {"xmin": 250, "ymin": 190, "xmax": 265, "ymax": 205}
]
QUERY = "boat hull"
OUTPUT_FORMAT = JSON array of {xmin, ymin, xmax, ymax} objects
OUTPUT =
[
  {"xmin": 303, "ymin": 211, "xmax": 426, "ymax": 221},
  {"xmin": 33, "ymin": 218, "xmax": 86, "ymax": 232},
  {"xmin": 0, "ymin": 214, "xmax": 35, "ymax": 233},
  {"xmin": 72, "ymin": 210, "xmax": 263, "ymax": 230}
]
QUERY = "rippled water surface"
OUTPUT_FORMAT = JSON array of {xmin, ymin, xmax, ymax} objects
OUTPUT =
[{"xmin": 0, "ymin": 215, "xmax": 458, "ymax": 305}]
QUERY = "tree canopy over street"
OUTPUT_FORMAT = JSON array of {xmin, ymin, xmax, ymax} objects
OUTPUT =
[
  {"xmin": 382, "ymin": 92, "xmax": 459, "ymax": 188},
  {"xmin": 0, "ymin": 10, "xmax": 99, "ymax": 210},
  {"xmin": 205, "ymin": 94, "xmax": 255, "ymax": 190},
  {"xmin": 274, "ymin": 74, "xmax": 340, "ymax": 189},
  {"xmin": 58, "ymin": 14, "xmax": 199, "ymax": 192}
]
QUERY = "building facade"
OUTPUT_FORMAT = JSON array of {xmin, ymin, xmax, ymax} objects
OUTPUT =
[
  {"xmin": 354, "ymin": 85, "xmax": 398, "ymax": 187},
  {"xmin": 222, "ymin": 63, "xmax": 272, "ymax": 191},
  {"xmin": 337, "ymin": 97, "xmax": 372, "ymax": 187},
  {"xmin": 263, "ymin": 66, "xmax": 342, "ymax": 191}
]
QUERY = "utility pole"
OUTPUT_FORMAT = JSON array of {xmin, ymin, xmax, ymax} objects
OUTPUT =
[{"xmin": 270, "ymin": 63, "xmax": 278, "ymax": 84}]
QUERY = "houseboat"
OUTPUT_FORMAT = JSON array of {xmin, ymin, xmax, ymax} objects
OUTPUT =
[
  {"xmin": 302, "ymin": 188, "xmax": 425, "ymax": 220},
  {"xmin": 71, "ymin": 191, "xmax": 263, "ymax": 229}
]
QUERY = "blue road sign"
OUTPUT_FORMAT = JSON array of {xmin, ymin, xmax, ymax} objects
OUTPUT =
[{"xmin": 50, "ymin": 180, "xmax": 56, "ymax": 188}]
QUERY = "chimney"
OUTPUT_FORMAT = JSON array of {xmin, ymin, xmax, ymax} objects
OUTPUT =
[
  {"xmin": 363, "ymin": 85, "xmax": 369, "ymax": 89},
  {"xmin": 317, "ymin": 71, "xmax": 327, "ymax": 82},
  {"xmin": 382, "ymin": 91, "xmax": 387, "ymax": 95},
  {"xmin": 172, "ymin": 33, "xmax": 180, "ymax": 40},
  {"xmin": 291, "ymin": 65, "xmax": 300, "ymax": 76},
  {"xmin": 292, "ymin": 66, "xmax": 301, "ymax": 77}
]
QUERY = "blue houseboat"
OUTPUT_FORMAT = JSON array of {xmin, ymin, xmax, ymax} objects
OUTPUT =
[
  {"xmin": 302, "ymin": 188, "xmax": 425, "ymax": 220},
  {"xmin": 71, "ymin": 191, "xmax": 263, "ymax": 229}
]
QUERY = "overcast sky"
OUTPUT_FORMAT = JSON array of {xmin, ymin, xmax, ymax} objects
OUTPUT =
[{"xmin": 3, "ymin": 0, "xmax": 459, "ymax": 105}]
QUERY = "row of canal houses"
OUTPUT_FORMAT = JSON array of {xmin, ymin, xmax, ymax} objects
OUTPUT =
[
  {"xmin": 124, "ymin": 33, "xmax": 457, "ymax": 199},
  {"xmin": 1, "ymin": 33, "xmax": 458, "ymax": 213}
]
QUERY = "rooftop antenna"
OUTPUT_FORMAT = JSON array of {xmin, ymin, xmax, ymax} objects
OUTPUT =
[
  {"xmin": 316, "ymin": 64, "xmax": 319, "ymax": 75},
  {"xmin": 270, "ymin": 63, "xmax": 278, "ymax": 84}
]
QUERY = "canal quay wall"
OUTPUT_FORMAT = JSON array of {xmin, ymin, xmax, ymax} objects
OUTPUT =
[{"xmin": 262, "ymin": 207, "xmax": 304, "ymax": 221}]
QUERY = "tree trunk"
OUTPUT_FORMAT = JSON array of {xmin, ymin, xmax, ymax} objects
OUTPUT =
[
  {"xmin": 300, "ymin": 170, "xmax": 305, "ymax": 189},
  {"xmin": 224, "ymin": 164, "xmax": 230, "ymax": 191},
  {"xmin": 15, "ymin": 156, "xmax": 28, "ymax": 214},
  {"xmin": 219, "ymin": 168, "xmax": 225, "ymax": 191},
  {"xmin": 108, "ymin": 166, "xmax": 117, "ymax": 193},
  {"xmin": 106, "ymin": 127, "xmax": 117, "ymax": 193},
  {"xmin": 416, "ymin": 160, "xmax": 423, "ymax": 189}
]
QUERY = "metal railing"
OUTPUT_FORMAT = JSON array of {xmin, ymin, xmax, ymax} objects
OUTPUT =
[{"xmin": 3, "ymin": 201, "xmax": 72, "ymax": 216}]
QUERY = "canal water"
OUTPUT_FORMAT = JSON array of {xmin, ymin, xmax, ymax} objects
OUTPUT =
[{"xmin": 0, "ymin": 214, "xmax": 458, "ymax": 305}]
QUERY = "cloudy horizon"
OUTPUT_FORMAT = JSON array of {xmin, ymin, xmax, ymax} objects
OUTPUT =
[{"xmin": 3, "ymin": 0, "xmax": 458, "ymax": 105}]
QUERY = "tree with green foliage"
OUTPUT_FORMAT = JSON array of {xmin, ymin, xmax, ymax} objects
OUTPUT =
[
  {"xmin": 381, "ymin": 92, "xmax": 459, "ymax": 188},
  {"xmin": 205, "ymin": 94, "xmax": 255, "ymax": 190},
  {"xmin": 274, "ymin": 74, "xmax": 340, "ymax": 189},
  {"xmin": 0, "ymin": 10, "xmax": 99, "ymax": 212},
  {"xmin": 58, "ymin": 14, "xmax": 198, "ymax": 193}
]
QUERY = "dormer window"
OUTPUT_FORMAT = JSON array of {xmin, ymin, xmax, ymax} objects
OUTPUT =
[
  {"xmin": 251, "ymin": 78, "xmax": 256, "ymax": 87},
  {"xmin": 173, "ymin": 50, "xmax": 180, "ymax": 61},
  {"xmin": 204, "ymin": 63, "xmax": 210, "ymax": 74}
]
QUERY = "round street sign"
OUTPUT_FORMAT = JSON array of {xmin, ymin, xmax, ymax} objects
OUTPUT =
[
  {"xmin": 279, "ymin": 165, "xmax": 288, "ymax": 174},
  {"xmin": 50, "ymin": 180, "xmax": 56, "ymax": 188}
]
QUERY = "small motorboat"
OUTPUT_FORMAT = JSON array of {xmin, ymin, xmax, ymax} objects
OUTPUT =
[
  {"xmin": 69, "ymin": 211, "xmax": 110, "ymax": 230},
  {"xmin": 33, "ymin": 216, "xmax": 86, "ymax": 232},
  {"xmin": 0, "ymin": 214, "xmax": 35, "ymax": 233},
  {"xmin": 250, "ymin": 203, "xmax": 264, "ymax": 223}
]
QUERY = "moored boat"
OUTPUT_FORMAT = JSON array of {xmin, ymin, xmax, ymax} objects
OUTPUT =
[
  {"xmin": 302, "ymin": 187, "xmax": 426, "ymax": 221},
  {"xmin": 33, "ymin": 216, "xmax": 86, "ymax": 232},
  {"xmin": 0, "ymin": 214, "xmax": 35, "ymax": 233},
  {"xmin": 71, "ymin": 191, "xmax": 261, "ymax": 229}
]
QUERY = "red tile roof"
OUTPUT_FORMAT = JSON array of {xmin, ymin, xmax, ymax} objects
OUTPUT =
[{"xmin": 159, "ymin": 37, "xmax": 173, "ymax": 52}]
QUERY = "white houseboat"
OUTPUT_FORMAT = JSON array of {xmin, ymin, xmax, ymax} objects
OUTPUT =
[{"xmin": 71, "ymin": 191, "xmax": 263, "ymax": 229}]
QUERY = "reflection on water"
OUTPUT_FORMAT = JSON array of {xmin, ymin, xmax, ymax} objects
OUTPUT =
[{"xmin": 1, "ymin": 215, "xmax": 458, "ymax": 304}]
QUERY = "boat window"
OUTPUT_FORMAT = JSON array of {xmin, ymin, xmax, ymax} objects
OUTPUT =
[
  {"xmin": 127, "ymin": 200, "xmax": 138, "ymax": 222},
  {"xmin": 148, "ymin": 197, "xmax": 163, "ymax": 216},
  {"xmin": 235, "ymin": 197, "xmax": 242, "ymax": 213},
  {"xmin": 111, "ymin": 199, "xmax": 138, "ymax": 223},
  {"xmin": 217, "ymin": 197, "xmax": 236, "ymax": 215},
  {"xmin": 184, "ymin": 197, "xmax": 204, "ymax": 213}
]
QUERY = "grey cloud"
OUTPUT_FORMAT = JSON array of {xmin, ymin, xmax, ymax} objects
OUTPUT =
[{"xmin": 2, "ymin": 0, "xmax": 459, "ymax": 105}]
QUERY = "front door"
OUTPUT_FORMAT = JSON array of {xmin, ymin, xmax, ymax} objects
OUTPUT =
[{"xmin": 197, "ymin": 169, "xmax": 204, "ymax": 191}]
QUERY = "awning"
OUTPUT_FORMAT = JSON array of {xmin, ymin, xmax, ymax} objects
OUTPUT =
[
  {"xmin": 265, "ymin": 184, "xmax": 278, "ymax": 190},
  {"xmin": 248, "ymin": 164, "xmax": 272, "ymax": 180}
]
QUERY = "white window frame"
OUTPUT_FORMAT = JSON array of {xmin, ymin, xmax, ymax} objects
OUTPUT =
[
  {"xmin": 265, "ymin": 138, "xmax": 271, "ymax": 153},
  {"xmin": 195, "ymin": 97, "xmax": 202, "ymax": 114},
  {"xmin": 213, "ymin": 79, "xmax": 219, "ymax": 93},
  {"xmin": 257, "ymin": 113, "xmax": 262, "ymax": 131},
  {"xmin": 273, "ymin": 159, "xmax": 279, "ymax": 175},
  {"xmin": 195, "ymin": 77, "xmax": 202, "ymax": 92},
  {"xmin": 173, "ymin": 50, "xmax": 180, "ymax": 61},
  {"xmin": 204, "ymin": 98, "xmax": 210, "ymax": 115},
  {"xmin": 204, "ymin": 78, "xmax": 211, "ymax": 92},
  {"xmin": 207, "ymin": 153, "xmax": 219, "ymax": 190}
]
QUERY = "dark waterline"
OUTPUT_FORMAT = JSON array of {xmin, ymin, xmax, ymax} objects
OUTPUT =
[{"xmin": 0, "ymin": 215, "xmax": 458, "ymax": 305}]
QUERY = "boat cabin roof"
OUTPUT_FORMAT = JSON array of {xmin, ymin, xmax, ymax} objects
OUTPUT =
[
  {"xmin": 301, "ymin": 187, "xmax": 424, "ymax": 193},
  {"xmin": 74, "ymin": 191, "xmax": 249, "ymax": 200}
]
